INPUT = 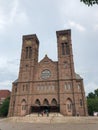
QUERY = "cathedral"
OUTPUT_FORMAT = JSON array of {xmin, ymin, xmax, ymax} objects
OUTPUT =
[{"xmin": 8, "ymin": 29, "xmax": 87, "ymax": 116}]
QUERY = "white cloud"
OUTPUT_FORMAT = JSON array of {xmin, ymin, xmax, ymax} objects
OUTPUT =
[
  {"xmin": 0, "ymin": 80, "xmax": 11, "ymax": 86},
  {"xmin": 85, "ymin": 82, "xmax": 98, "ymax": 95},
  {"xmin": 15, "ymin": 12, "xmax": 29, "ymax": 25},
  {"xmin": 9, "ymin": 0, "xmax": 29, "ymax": 25},
  {"xmin": 0, "ymin": 80, "xmax": 12, "ymax": 91},
  {"xmin": 0, "ymin": 0, "xmax": 29, "ymax": 32},
  {"xmin": 94, "ymin": 24, "xmax": 98, "ymax": 31},
  {"xmin": 9, "ymin": 0, "xmax": 19, "ymax": 24},
  {"xmin": 66, "ymin": 21, "xmax": 86, "ymax": 32},
  {"xmin": 0, "ymin": 57, "xmax": 7, "ymax": 68},
  {"xmin": 0, "ymin": 10, "xmax": 6, "ymax": 30}
]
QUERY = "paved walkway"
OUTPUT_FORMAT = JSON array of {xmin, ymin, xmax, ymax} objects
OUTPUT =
[
  {"xmin": 0, "ymin": 120, "xmax": 98, "ymax": 130},
  {"xmin": 6, "ymin": 115, "xmax": 98, "ymax": 124}
]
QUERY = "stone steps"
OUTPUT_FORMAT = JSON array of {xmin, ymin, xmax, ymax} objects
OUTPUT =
[
  {"xmin": 26, "ymin": 113, "xmax": 63, "ymax": 117},
  {"xmin": 8, "ymin": 115, "xmax": 98, "ymax": 124}
]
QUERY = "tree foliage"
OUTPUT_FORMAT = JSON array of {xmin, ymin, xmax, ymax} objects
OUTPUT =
[
  {"xmin": 0, "ymin": 97, "xmax": 10, "ymax": 117},
  {"xmin": 87, "ymin": 89, "xmax": 98, "ymax": 115},
  {"xmin": 81, "ymin": 0, "xmax": 98, "ymax": 6},
  {"xmin": 87, "ymin": 92, "xmax": 95, "ymax": 98},
  {"xmin": 87, "ymin": 98, "xmax": 98, "ymax": 115},
  {"xmin": 87, "ymin": 89, "xmax": 98, "ymax": 98},
  {"xmin": 94, "ymin": 89, "xmax": 98, "ymax": 97}
]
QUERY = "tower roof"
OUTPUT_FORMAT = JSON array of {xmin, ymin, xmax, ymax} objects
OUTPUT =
[
  {"xmin": 75, "ymin": 73, "xmax": 82, "ymax": 80},
  {"xmin": 39, "ymin": 54, "xmax": 54, "ymax": 63},
  {"xmin": 13, "ymin": 79, "xmax": 18, "ymax": 84},
  {"xmin": 23, "ymin": 34, "xmax": 39, "ymax": 44},
  {"xmin": 56, "ymin": 29, "xmax": 71, "ymax": 37}
]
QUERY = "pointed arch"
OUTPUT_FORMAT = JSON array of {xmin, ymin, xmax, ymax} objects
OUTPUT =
[
  {"xmin": 35, "ymin": 99, "xmax": 41, "ymax": 106},
  {"xmin": 43, "ymin": 99, "xmax": 49, "ymax": 106},
  {"xmin": 21, "ymin": 99, "xmax": 26, "ymax": 103},
  {"xmin": 62, "ymin": 43, "xmax": 70, "ymax": 55},
  {"xmin": 25, "ymin": 46, "xmax": 32, "ymax": 59},
  {"xmin": 21, "ymin": 99, "xmax": 27, "ymax": 116},
  {"xmin": 51, "ymin": 98, "xmax": 57, "ymax": 106},
  {"xmin": 65, "ymin": 43, "xmax": 70, "ymax": 55},
  {"xmin": 66, "ymin": 98, "xmax": 73, "ymax": 115}
]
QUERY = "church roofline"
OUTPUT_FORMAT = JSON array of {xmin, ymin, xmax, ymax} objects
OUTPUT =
[
  {"xmin": 75, "ymin": 73, "xmax": 83, "ymax": 80},
  {"xmin": 13, "ymin": 79, "xmax": 18, "ymax": 84},
  {"xmin": 39, "ymin": 54, "xmax": 55, "ymax": 64},
  {"xmin": 23, "ymin": 34, "xmax": 39, "ymax": 44},
  {"xmin": 56, "ymin": 29, "xmax": 71, "ymax": 36}
]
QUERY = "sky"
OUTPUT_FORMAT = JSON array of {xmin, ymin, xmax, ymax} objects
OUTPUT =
[{"xmin": 0, "ymin": 0, "xmax": 98, "ymax": 95}]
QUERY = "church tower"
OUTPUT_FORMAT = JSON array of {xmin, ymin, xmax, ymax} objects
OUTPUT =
[
  {"xmin": 56, "ymin": 29, "xmax": 75, "ymax": 79},
  {"xmin": 8, "ymin": 34, "xmax": 39, "ymax": 116},
  {"xmin": 18, "ymin": 34, "xmax": 39, "ymax": 82},
  {"xmin": 56, "ymin": 29, "xmax": 87, "ymax": 116},
  {"xmin": 57, "ymin": 30, "xmax": 78, "ymax": 116}
]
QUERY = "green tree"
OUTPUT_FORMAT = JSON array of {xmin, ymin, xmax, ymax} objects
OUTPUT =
[
  {"xmin": 87, "ymin": 98, "xmax": 98, "ymax": 115},
  {"xmin": 81, "ymin": 0, "xmax": 98, "ymax": 6},
  {"xmin": 87, "ymin": 92, "xmax": 95, "ymax": 98},
  {"xmin": 94, "ymin": 89, "xmax": 98, "ymax": 97},
  {"xmin": 0, "ymin": 97, "xmax": 10, "ymax": 117},
  {"xmin": 87, "ymin": 88, "xmax": 98, "ymax": 115}
]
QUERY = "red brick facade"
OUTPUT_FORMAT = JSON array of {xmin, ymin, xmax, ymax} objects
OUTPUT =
[
  {"xmin": 0, "ymin": 90, "xmax": 10, "ymax": 106},
  {"xmin": 8, "ymin": 29, "xmax": 88, "ymax": 117}
]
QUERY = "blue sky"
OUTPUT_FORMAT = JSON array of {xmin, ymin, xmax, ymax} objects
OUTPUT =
[{"xmin": 0, "ymin": 0, "xmax": 98, "ymax": 95}]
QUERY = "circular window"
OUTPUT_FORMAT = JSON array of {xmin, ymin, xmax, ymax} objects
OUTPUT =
[{"xmin": 41, "ymin": 70, "xmax": 51, "ymax": 79}]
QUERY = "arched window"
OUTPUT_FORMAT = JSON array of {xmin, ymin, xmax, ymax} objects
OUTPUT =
[
  {"xmin": 80, "ymin": 99, "xmax": 83, "ymax": 106},
  {"xmin": 26, "ymin": 47, "xmax": 28, "ymax": 58},
  {"xmin": 23, "ymin": 85, "xmax": 25, "ymax": 91},
  {"xmin": 62, "ymin": 43, "xmax": 70, "ymax": 55},
  {"xmin": 51, "ymin": 99, "xmax": 57, "ymax": 106},
  {"xmin": 21, "ymin": 99, "xmax": 26, "ymax": 110},
  {"xmin": 65, "ymin": 83, "xmax": 68, "ymax": 90},
  {"xmin": 29, "ymin": 47, "xmax": 32, "ymax": 58},
  {"xmin": 62, "ymin": 43, "xmax": 65, "ymax": 55},
  {"xmin": 43, "ymin": 99, "xmax": 49, "ymax": 106},
  {"xmin": 21, "ymin": 99, "xmax": 26, "ymax": 102},
  {"xmin": 21, "ymin": 99, "xmax": 27, "ymax": 116},
  {"xmin": 66, "ymin": 98, "xmax": 72, "ymax": 113},
  {"xmin": 65, "ymin": 43, "xmax": 70, "ymax": 55},
  {"xmin": 25, "ymin": 47, "xmax": 32, "ymax": 59},
  {"xmin": 15, "ymin": 87, "xmax": 17, "ymax": 93},
  {"xmin": 35, "ymin": 99, "xmax": 41, "ymax": 106},
  {"xmin": 78, "ymin": 84, "xmax": 81, "ymax": 91},
  {"xmin": 13, "ymin": 101, "xmax": 15, "ymax": 107},
  {"xmin": 26, "ymin": 84, "xmax": 28, "ymax": 91},
  {"xmin": 67, "ymin": 83, "xmax": 72, "ymax": 90}
]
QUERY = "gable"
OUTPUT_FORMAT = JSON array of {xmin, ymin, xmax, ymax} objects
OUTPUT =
[
  {"xmin": 34, "ymin": 55, "xmax": 58, "ymax": 81},
  {"xmin": 39, "ymin": 54, "xmax": 54, "ymax": 65}
]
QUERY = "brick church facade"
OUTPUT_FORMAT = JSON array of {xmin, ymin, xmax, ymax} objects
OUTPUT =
[{"xmin": 8, "ymin": 29, "xmax": 87, "ymax": 117}]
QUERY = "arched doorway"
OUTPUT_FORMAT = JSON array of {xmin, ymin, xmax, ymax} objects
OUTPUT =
[
  {"xmin": 30, "ymin": 99, "xmax": 41, "ymax": 113},
  {"xmin": 43, "ymin": 99, "xmax": 49, "ymax": 106},
  {"xmin": 51, "ymin": 98, "xmax": 57, "ymax": 106},
  {"xmin": 35, "ymin": 99, "xmax": 41, "ymax": 106},
  {"xmin": 66, "ymin": 98, "xmax": 73, "ymax": 116},
  {"xmin": 21, "ymin": 99, "xmax": 27, "ymax": 116},
  {"xmin": 31, "ymin": 99, "xmax": 50, "ymax": 113},
  {"xmin": 40, "ymin": 99, "xmax": 49, "ymax": 112},
  {"xmin": 30, "ymin": 98, "xmax": 59, "ymax": 114},
  {"xmin": 50, "ymin": 98, "xmax": 59, "ymax": 112}
]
